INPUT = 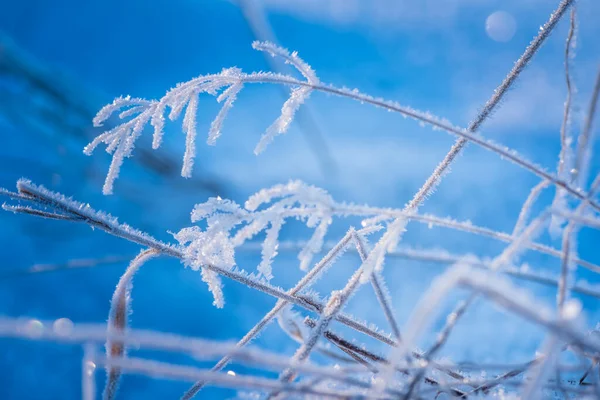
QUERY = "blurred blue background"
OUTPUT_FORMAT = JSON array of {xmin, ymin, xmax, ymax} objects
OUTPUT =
[{"xmin": 1, "ymin": 0, "xmax": 600, "ymax": 398}]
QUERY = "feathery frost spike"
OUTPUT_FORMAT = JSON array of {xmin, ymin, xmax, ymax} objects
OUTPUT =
[
  {"xmin": 118, "ymin": 105, "xmax": 147, "ymax": 119},
  {"xmin": 254, "ymin": 86, "xmax": 312, "ymax": 155},
  {"xmin": 252, "ymin": 41, "xmax": 319, "ymax": 84},
  {"xmin": 191, "ymin": 197, "xmax": 246, "ymax": 223},
  {"xmin": 208, "ymin": 83, "xmax": 243, "ymax": 145},
  {"xmin": 245, "ymin": 180, "xmax": 332, "ymax": 211},
  {"xmin": 85, "ymin": 97, "xmax": 158, "ymax": 194},
  {"xmin": 181, "ymin": 93, "xmax": 199, "ymax": 178},
  {"xmin": 150, "ymin": 107, "xmax": 166, "ymax": 149},
  {"xmin": 174, "ymin": 227, "xmax": 235, "ymax": 308},
  {"xmin": 298, "ymin": 217, "xmax": 331, "ymax": 271},
  {"xmin": 251, "ymin": 41, "xmax": 318, "ymax": 155},
  {"xmin": 92, "ymin": 96, "xmax": 151, "ymax": 128},
  {"xmin": 201, "ymin": 267, "xmax": 225, "ymax": 308},
  {"xmin": 232, "ymin": 219, "xmax": 272, "ymax": 247},
  {"xmin": 258, "ymin": 220, "xmax": 283, "ymax": 281}
]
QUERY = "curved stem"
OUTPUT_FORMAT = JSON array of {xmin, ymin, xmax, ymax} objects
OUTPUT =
[{"xmin": 104, "ymin": 249, "xmax": 159, "ymax": 400}]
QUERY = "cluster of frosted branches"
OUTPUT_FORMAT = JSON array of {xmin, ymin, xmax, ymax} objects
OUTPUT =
[
  {"xmin": 3, "ymin": 0, "xmax": 600, "ymax": 398},
  {"xmin": 4, "ymin": 178, "xmax": 600, "ymax": 399},
  {"xmin": 174, "ymin": 180, "xmax": 337, "ymax": 307}
]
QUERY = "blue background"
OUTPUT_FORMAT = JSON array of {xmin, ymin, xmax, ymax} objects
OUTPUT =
[{"xmin": 1, "ymin": 0, "xmax": 600, "ymax": 398}]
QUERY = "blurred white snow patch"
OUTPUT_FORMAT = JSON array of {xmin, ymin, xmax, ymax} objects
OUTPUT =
[{"xmin": 486, "ymin": 11, "xmax": 517, "ymax": 43}]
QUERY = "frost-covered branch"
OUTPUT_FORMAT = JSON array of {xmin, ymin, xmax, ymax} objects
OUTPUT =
[
  {"xmin": 0, "ymin": 181, "xmax": 407, "ymax": 361},
  {"xmin": 303, "ymin": 318, "xmax": 468, "ymax": 397},
  {"xmin": 96, "ymin": 355, "xmax": 368, "ymax": 399},
  {"xmin": 343, "ymin": 0, "xmax": 576, "ymax": 293},
  {"xmin": 572, "ymin": 65, "xmax": 600, "ymax": 187},
  {"xmin": 550, "ymin": 8, "xmax": 577, "ymax": 237},
  {"xmin": 558, "ymin": 8, "xmax": 577, "ymax": 181},
  {"xmin": 0, "ymin": 317, "xmax": 388, "ymax": 397},
  {"xmin": 87, "ymin": 1, "xmax": 588, "ymax": 214},
  {"xmin": 372, "ymin": 212, "xmax": 551, "ymax": 393},
  {"xmin": 180, "ymin": 229, "xmax": 356, "ymax": 400},
  {"xmin": 557, "ymin": 175, "xmax": 600, "ymax": 312},
  {"xmin": 403, "ymin": 294, "xmax": 476, "ymax": 399},
  {"xmin": 380, "ymin": 264, "xmax": 598, "ymax": 397},
  {"xmin": 243, "ymin": 241, "xmax": 600, "ymax": 299},
  {"xmin": 10, "ymin": 176, "xmax": 589, "ymax": 310},
  {"xmin": 513, "ymin": 180, "xmax": 550, "ymax": 236},
  {"xmin": 352, "ymin": 231, "xmax": 402, "ymax": 341},
  {"xmin": 269, "ymin": 231, "xmax": 383, "ymax": 398}
]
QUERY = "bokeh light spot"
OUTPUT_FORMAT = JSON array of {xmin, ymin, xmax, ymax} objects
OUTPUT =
[{"xmin": 486, "ymin": 11, "xmax": 517, "ymax": 42}]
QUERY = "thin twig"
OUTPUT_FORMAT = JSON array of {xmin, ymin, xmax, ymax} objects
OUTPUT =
[
  {"xmin": 513, "ymin": 180, "xmax": 550, "ymax": 236},
  {"xmin": 353, "ymin": 231, "xmax": 402, "ymax": 340},
  {"xmin": 557, "ymin": 8, "xmax": 577, "ymax": 180},
  {"xmin": 558, "ymin": 175, "xmax": 600, "ymax": 311},
  {"xmin": 0, "ymin": 255, "xmax": 132, "ymax": 280},
  {"xmin": 403, "ymin": 294, "xmax": 476, "ymax": 399},
  {"xmin": 99, "ymin": 355, "xmax": 362, "ymax": 399},
  {"xmin": 2, "ymin": 204, "xmax": 83, "ymax": 221},
  {"xmin": 0, "ymin": 316, "xmax": 391, "ymax": 392},
  {"xmin": 304, "ymin": 318, "xmax": 468, "ymax": 397},
  {"xmin": 578, "ymin": 360, "xmax": 597, "ymax": 385},
  {"xmin": 275, "ymin": 233, "xmax": 369, "ymax": 386},
  {"xmin": 572, "ymin": 65, "xmax": 600, "ymax": 186}
]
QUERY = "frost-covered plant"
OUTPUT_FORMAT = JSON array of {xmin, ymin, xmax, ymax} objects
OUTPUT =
[
  {"xmin": 85, "ymin": 41, "xmax": 320, "ymax": 195},
  {"xmin": 3, "ymin": 0, "xmax": 600, "ymax": 398}
]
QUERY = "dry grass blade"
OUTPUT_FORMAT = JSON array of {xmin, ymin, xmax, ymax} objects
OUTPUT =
[{"xmin": 104, "ymin": 249, "xmax": 159, "ymax": 400}]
